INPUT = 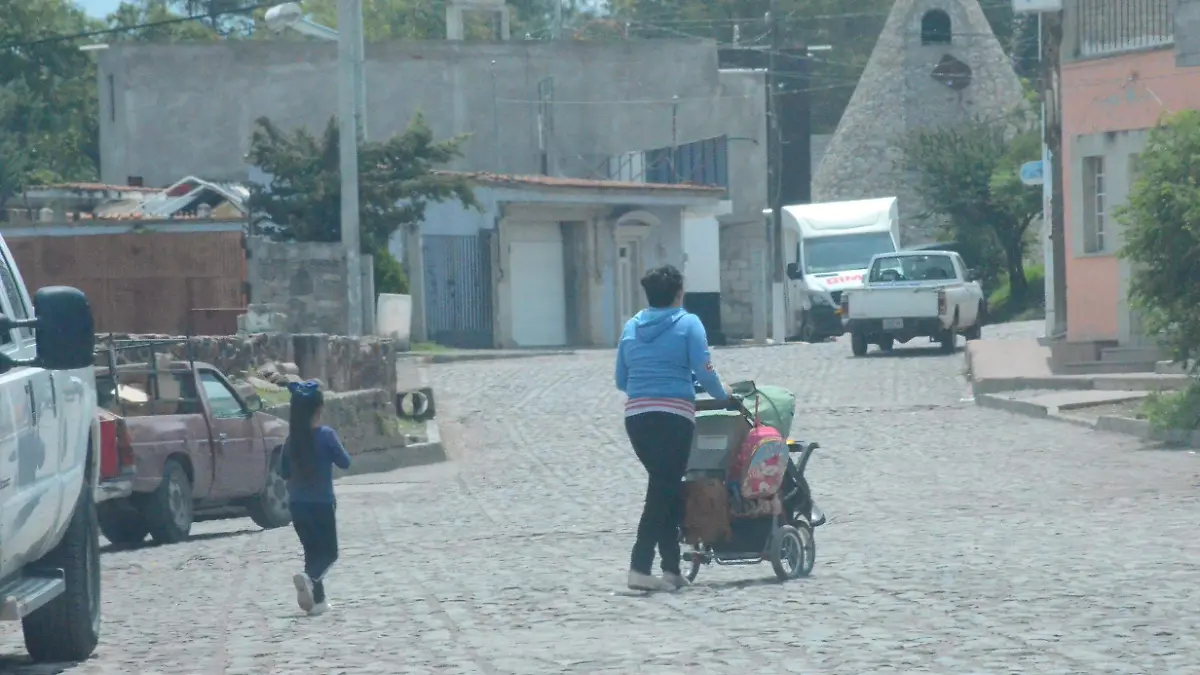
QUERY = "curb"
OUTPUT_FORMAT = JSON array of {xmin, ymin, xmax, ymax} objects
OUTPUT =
[
  {"xmin": 970, "ymin": 375, "xmax": 1190, "ymax": 396},
  {"xmin": 420, "ymin": 350, "xmax": 575, "ymax": 364},
  {"xmin": 974, "ymin": 393, "xmax": 1049, "ymax": 418},
  {"xmin": 334, "ymin": 418, "xmax": 447, "ymax": 478},
  {"xmin": 1094, "ymin": 415, "xmax": 1200, "ymax": 448},
  {"xmin": 975, "ymin": 393, "xmax": 1200, "ymax": 447}
]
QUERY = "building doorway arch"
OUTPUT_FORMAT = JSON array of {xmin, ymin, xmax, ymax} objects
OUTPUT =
[{"xmin": 613, "ymin": 210, "xmax": 662, "ymax": 324}]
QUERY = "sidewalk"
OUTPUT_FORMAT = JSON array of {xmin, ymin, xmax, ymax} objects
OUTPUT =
[
  {"xmin": 966, "ymin": 338, "xmax": 1200, "ymax": 447},
  {"xmin": 965, "ymin": 339, "xmax": 1190, "ymax": 395}
]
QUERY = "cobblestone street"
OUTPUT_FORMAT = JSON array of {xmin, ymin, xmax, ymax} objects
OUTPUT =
[{"xmin": 3, "ymin": 323, "xmax": 1200, "ymax": 673}]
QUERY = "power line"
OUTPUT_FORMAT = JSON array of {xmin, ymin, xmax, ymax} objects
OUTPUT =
[
  {"xmin": 616, "ymin": 0, "xmax": 1019, "ymax": 26},
  {"xmin": 0, "ymin": 1, "xmax": 277, "ymax": 51}
]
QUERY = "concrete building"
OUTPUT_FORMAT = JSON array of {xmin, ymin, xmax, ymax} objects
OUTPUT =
[
  {"xmin": 1049, "ymin": 0, "xmax": 1187, "ymax": 373},
  {"xmin": 95, "ymin": 39, "xmax": 769, "ymax": 342},
  {"xmin": 811, "ymin": 0, "xmax": 1026, "ymax": 245},
  {"xmin": 396, "ymin": 173, "xmax": 724, "ymax": 348}
]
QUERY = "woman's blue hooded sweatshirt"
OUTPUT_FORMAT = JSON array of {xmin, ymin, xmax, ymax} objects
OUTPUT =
[{"xmin": 614, "ymin": 307, "xmax": 727, "ymax": 402}]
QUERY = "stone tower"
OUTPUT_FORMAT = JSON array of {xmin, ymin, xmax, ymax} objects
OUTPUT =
[{"xmin": 811, "ymin": 0, "xmax": 1025, "ymax": 245}]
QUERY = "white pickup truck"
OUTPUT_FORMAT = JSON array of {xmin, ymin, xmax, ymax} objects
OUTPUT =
[
  {"xmin": 840, "ymin": 250, "xmax": 986, "ymax": 356},
  {"xmin": 0, "ymin": 235, "xmax": 101, "ymax": 663}
]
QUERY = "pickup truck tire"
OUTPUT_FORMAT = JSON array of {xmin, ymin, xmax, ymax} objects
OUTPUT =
[
  {"xmin": 22, "ymin": 484, "xmax": 101, "ymax": 663},
  {"xmin": 141, "ymin": 458, "xmax": 193, "ymax": 545},
  {"xmin": 936, "ymin": 312, "xmax": 955, "ymax": 353},
  {"xmin": 248, "ymin": 450, "xmax": 292, "ymax": 530},
  {"xmin": 877, "ymin": 336, "xmax": 894, "ymax": 352},
  {"xmin": 850, "ymin": 331, "xmax": 868, "ymax": 357},
  {"xmin": 97, "ymin": 502, "xmax": 148, "ymax": 546},
  {"xmin": 965, "ymin": 303, "xmax": 985, "ymax": 341}
]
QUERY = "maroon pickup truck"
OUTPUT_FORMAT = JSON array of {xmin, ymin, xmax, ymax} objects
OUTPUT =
[{"xmin": 94, "ymin": 360, "xmax": 291, "ymax": 546}]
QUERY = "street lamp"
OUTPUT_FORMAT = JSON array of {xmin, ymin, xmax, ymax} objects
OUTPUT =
[{"xmin": 265, "ymin": 1, "xmax": 369, "ymax": 337}]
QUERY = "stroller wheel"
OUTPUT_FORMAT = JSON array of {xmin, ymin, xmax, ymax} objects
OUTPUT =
[
  {"xmin": 769, "ymin": 525, "xmax": 811, "ymax": 581},
  {"xmin": 795, "ymin": 525, "xmax": 816, "ymax": 578},
  {"xmin": 685, "ymin": 552, "xmax": 703, "ymax": 582}
]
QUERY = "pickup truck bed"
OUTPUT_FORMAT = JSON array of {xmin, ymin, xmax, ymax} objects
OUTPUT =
[{"xmin": 842, "ymin": 251, "xmax": 985, "ymax": 356}]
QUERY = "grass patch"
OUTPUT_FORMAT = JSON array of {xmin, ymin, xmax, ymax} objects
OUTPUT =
[
  {"xmin": 1142, "ymin": 379, "xmax": 1200, "ymax": 432},
  {"xmin": 412, "ymin": 342, "xmax": 453, "ymax": 353},
  {"xmin": 256, "ymin": 387, "xmax": 291, "ymax": 407},
  {"xmin": 987, "ymin": 264, "xmax": 1046, "ymax": 323}
]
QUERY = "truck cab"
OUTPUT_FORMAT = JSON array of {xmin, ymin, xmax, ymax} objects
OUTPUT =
[
  {"xmin": 780, "ymin": 197, "xmax": 900, "ymax": 342},
  {"xmin": 0, "ymin": 234, "xmax": 101, "ymax": 663}
]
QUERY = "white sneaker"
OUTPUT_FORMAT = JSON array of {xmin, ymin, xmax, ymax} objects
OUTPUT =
[
  {"xmin": 293, "ymin": 573, "xmax": 315, "ymax": 612},
  {"xmin": 308, "ymin": 602, "xmax": 330, "ymax": 616},
  {"xmin": 663, "ymin": 572, "xmax": 689, "ymax": 590},
  {"xmin": 627, "ymin": 570, "xmax": 675, "ymax": 592}
]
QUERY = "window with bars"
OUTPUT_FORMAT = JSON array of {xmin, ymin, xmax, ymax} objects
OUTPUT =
[
  {"xmin": 1076, "ymin": 0, "xmax": 1174, "ymax": 58},
  {"xmin": 1083, "ymin": 156, "xmax": 1107, "ymax": 254}
]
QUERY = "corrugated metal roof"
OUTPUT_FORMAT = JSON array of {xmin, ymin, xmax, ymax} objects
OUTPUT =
[{"xmin": 37, "ymin": 182, "xmax": 160, "ymax": 193}]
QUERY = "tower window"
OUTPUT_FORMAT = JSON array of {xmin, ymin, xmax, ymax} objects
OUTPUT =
[{"xmin": 921, "ymin": 9, "xmax": 952, "ymax": 45}]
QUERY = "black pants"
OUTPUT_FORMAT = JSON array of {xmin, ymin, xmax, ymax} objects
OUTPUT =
[
  {"xmin": 626, "ymin": 412, "xmax": 693, "ymax": 576},
  {"xmin": 291, "ymin": 501, "xmax": 338, "ymax": 604}
]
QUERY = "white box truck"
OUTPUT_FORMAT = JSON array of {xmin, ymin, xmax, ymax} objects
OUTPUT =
[{"xmin": 780, "ymin": 197, "xmax": 900, "ymax": 341}]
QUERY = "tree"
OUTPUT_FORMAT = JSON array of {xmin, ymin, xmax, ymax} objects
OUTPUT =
[
  {"xmin": 298, "ymin": 0, "xmax": 559, "ymax": 41},
  {"xmin": 246, "ymin": 114, "xmax": 478, "ymax": 294},
  {"xmin": 0, "ymin": 0, "xmax": 103, "ymax": 195},
  {"xmin": 1118, "ymin": 110, "xmax": 1200, "ymax": 367},
  {"xmin": 106, "ymin": 1, "xmax": 222, "ymax": 42},
  {"xmin": 898, "ymin": 117, "xmax": 1042, "ymax": 304}
]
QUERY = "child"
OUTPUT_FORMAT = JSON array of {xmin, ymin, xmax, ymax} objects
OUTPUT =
[{"xmin": 280, "ymin": 380, "xmax": 352, "ymax": 616}]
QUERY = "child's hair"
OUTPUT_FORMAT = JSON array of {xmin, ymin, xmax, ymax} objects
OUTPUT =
[{"xmin": 286, "ymin": 380, "xmax": 324, "ymax": 480}]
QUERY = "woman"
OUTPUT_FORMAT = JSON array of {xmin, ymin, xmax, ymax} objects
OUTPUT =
[
  {"xmin": 280, "ymin": 380, "xmax": 352, "ymax": 616},
  {"xmin": 614, "ymin": 264, "xmax": 730, "ymax": 592}
]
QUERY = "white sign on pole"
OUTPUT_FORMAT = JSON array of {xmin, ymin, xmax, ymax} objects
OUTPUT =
[
  {"xmin": 1019, "ymin": 160, "xmax": 1044, "ymax": 186},
  {"xmin": 1013, "ymin": 0, "xmax": 1062, "ymax": 13}
]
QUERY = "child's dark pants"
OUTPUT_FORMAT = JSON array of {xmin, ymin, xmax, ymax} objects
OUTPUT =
[{"xmin": 291, "ymin": 501, "xmax": 338, "ymax": 604}]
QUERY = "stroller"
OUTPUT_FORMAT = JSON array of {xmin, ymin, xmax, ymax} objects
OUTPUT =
[{"xmin": 681, "ymin": 381, "xmax": 826, "ymax": 582}]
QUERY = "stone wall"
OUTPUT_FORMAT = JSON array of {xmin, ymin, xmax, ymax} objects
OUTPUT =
[
  {"xmin": 719, "ymin": 222, "xmax": 771, "ymax": 339},
  {"xmin": 103, "ymin": 333, "xmax": 400, "ymax": 392},
  {"xmin": 245, "ymin": 235, "xmax": 375, "ymax": 335},
  {"xmin": 265, "ymin": 388, "xmax": 403, "ymax": 455}
]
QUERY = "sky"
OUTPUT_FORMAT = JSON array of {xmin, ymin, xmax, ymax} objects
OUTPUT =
[{"xmin": 77, "ymin": 0, "xmax": 123, "ymax": 18}]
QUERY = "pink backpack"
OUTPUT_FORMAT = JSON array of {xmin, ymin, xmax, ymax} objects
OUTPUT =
[{"xmin": 728, "ymin": 398, "xmax": 789, "ymax": 500}]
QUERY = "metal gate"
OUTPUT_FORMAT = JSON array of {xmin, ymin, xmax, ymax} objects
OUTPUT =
[{"xmin": 422, "ymin": 232, "xmax": 494, "ymax": 348}]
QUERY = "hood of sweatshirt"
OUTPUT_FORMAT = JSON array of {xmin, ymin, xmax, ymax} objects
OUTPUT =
[{"xmin": 632, "ymin": 307, "xmax": 685, "ymax": 342}]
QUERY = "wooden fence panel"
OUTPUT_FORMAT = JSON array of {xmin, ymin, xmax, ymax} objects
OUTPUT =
[{"xmin": 8, "ymin": 231, "xmax": 245, "ymax": 334}]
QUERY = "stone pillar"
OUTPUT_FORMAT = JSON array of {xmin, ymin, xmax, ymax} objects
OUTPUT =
[
  {"xmin": 361, "ymin": 253, "xmax": 376, "ymax": 335},
  {"xmin": 404, "ymin": 226, "xmax": 427, "ymax": 343},
  {"xmin": 292, "ymin": 334, "xmax": 330, "ymax": 386}
]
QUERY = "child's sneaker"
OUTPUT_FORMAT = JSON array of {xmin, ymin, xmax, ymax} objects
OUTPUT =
[
  {"xmin": 293, "ymin": 573, "xmax": 315, "ymax": 612},
  {"xmin": 662, "ymin": 572, "xmax": 689, "ymax": 590},
  {"xmin": 627, "ymin": 570, "xmax": 675, "ymax": 592},
  {"xmin": 308, "ymin": 602, "xmax": 330, "ymax": 616}
]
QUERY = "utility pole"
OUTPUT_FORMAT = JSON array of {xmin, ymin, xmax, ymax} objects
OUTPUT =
[
  {"xmin": 1041, "ymin": 10, "xmax": 1067, "ymax": 339},
  {"xmin": 337, "ymin": 0, "xmax": 366, "ymax": 337},
  {"xmin": 767, "ymin": 0, "xmax": 785, "ymax": 343}
]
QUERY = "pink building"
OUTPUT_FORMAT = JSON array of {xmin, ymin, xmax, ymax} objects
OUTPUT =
[{"xmin": 1054, "ymin": 0, "xmax": 1196, "ymax": 371}]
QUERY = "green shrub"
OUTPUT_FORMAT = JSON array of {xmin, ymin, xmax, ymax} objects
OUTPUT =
[
  {"xmin": 987, "ymin": 264, "xmax": 1045, "ymax": 322},
  {"xmin": 1142, "ymin": 379, "xmax": 1200, "ymax": 431},
  {"xmin": 373, "ymin": 248, "xmax": 409, "ymax": 295}
]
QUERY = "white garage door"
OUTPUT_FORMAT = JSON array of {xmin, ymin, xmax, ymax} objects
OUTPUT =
[{"xmin": 509, "ymin": 231, "xmax": 567, "ymax": 347}]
